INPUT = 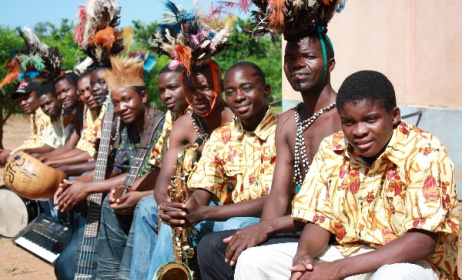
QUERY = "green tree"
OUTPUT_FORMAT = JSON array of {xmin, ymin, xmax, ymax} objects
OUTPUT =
[{"xmin": 0, "ymin": 27, "xmax": 25, "ymax": 149}]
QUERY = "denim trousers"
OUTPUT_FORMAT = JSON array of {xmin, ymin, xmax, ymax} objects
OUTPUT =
[
  {"xmin": 129, "ymin": 196, "xmax": 261, "ymax": 280},
  {"xmin": 96, "ymin": 196, "xmax": 136, "ymax": 280}
]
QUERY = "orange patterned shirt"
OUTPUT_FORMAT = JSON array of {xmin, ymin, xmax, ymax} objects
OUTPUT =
[
  {"xmin": 188, "ymin": 107, "xmax": 278, "ymax": 204},
  {"xmin": 75, "ymin": 105, "xmax": 107, "ymax": 160},
  {"xmin": 292, "ymin": 121, "xmax": 459, "ymax": 280},
  {"xmin": 13, "ymin": 107, "xmax": 50, "ymax": 153},
  {"xmin": 148, "ymin": 110, "xmax": 185, "ymax": 168}
]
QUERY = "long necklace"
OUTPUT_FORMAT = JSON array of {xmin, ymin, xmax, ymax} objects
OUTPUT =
[
  {"xmin": 293, "ymin": 102, "xmax": 336, "ymax": 187},
  {"xmin": 188, "ymin": 110, "xmax": 205, "ymax": 136},
  {"xmin": 112, "ymin": 116, "xmax": 121, "ymax": 141}
]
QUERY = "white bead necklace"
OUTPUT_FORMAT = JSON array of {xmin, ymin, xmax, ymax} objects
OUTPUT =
[
  {"xmin": 293, "ymin": 102, "xmax": 336, "ymax": 187},
  {"xmin": 188, "ymin": 110, "xmax": 205, "ymax": 136}
]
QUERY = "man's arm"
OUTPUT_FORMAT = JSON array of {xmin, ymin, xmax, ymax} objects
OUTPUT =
[
  {"xmin": 22, "ymin": 144, "xmax": 55, "ymax": 155},
  {"xmin": 224, "ymin": 113, "xmax": 300, "ymax": 264},
  {"xmin": 54, "ymin": 170, "xmax": 123, "ymax": 212},
  {"xmin": 56, "ymin": 160, "xmax": 96, "ymax": 176},
  {"xmin": 290, "ymin": 226, "xmax": 437, "ymax": 280},
  {"xmin": 45, "ymin": 149, "xmax": 91, "ymax": 167},
  {"xmin": 38, "ymin": 129, "xmax": 80, "ymax": 161}
]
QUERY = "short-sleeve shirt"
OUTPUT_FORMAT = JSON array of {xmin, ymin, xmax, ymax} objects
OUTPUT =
[
  {"xmin": 148, "ymin": 110, "xmax": 183, "ymax": 168},
  {"xmin": 188, "ymin": 107, "xmax": 278, "ymax": 204},
  {"xmin": 42, "ymin": 108, "xmax": 75, "ymax": 149},
  {"xmin": 112, "ymin": 116, "xmax": 165, "ymax": 176},
  {"xmin": 13, "ymin": 107, "xmax": 50, "ymax": 153},
  {"xmin": 292, "ymin": 121, "xmax": 459, "ymax": 280},
  {"xmin": 76, "ymin": 105, "xmax": 107, "ymax": 160}
]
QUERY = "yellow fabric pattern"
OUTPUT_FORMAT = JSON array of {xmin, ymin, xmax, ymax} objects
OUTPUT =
[
  {"xmin": 188, "ymin": 107, "xmax": 278, "ymax": 204},
  {"xmin": 75, "ymin": 105, "xmax": 107, "ymax": 160},
  {"xmin": 42, "ymin": 108, "xmax": 75, "ymax": 149},
  {"xmin": 13, "ymin": 108, "xmax": 50, "ymax": 153},
  {"xmin": 148, "ymin": 109, "xmax": 184, "ymax": 168},
  {"xmin": 292, "ymin": 121, "xmax": 459, "ymax": 280}
]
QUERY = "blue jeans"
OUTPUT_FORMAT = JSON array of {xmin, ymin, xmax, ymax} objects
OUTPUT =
[
  {"xmin": 96, "ymin": 197, "xmax": 136, "ymax": 280},
  {"xmin": 130, "ymin": 196, "xmax": 260, "ymax": 280},
  {"xmin": 39, "ymin": 199, "xmax": 58, "ymax": 219},
  {"xmin": 130, "ymin": 196, "xmax": 160, "ymax": 280}
]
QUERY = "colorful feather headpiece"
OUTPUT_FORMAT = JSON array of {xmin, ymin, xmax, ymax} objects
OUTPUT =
[
  {"xmin": 0, "ymin": 26, "xmax": 63, "ymax": 89},
  {"xmin": 148, "ymin": 0, "xmax": 235, "ymax": 73},
  {"xmin": 73, "ymin": 0, "xmax": 125, "ymax": 65},
  {"xmin": 222, "ymin": 0, "xmax": 345, "ymax": 40},
  {"xmin": 100, "ymin": 55, "xmax": 145, "ymax": 92}
]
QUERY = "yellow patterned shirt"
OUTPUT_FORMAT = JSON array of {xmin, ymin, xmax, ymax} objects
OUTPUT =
[
  {"xmin": 42, "ymin": 108, "xmax": 75, "ymax": 149},
  {"xmin": 292, "ymin": 121, "xmax": 459, "ymax": 280},
  {"xmin": 148, "ymin": 110, "xmax": 184, "ymax": 168},
  {"xmin": 75, "ymin": 105, "xmax": 107, "ymax": 160},
  {"xmin": 188, "ymin": 107, "xmax": 278, "ymax": 204},
  {"xmin": 13, "ymin": 107, "xmax": 50, "ymax": 153}
]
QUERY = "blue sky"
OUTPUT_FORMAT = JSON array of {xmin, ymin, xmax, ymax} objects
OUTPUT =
[{"xmin": 0, "ymin": 0, "xmax": 221, "ymax": 29}]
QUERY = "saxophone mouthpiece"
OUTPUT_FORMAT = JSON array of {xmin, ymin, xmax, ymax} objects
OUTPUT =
[{"xmin": 195, "ymin": 133, "xmax": 208, "ymax": 146}]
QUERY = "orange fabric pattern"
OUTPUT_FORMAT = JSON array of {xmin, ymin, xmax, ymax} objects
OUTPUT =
[
  {"xmin": 292, "ymin": 121, "xmax": 459, "ymax": 279},
  {"xmin": 188, "ymin": 107, "xmax": 278, "ymax": 204},
  {"xmin": 75, "ymin": 105, "xmax": 107, "ymax": 160},
  {"xmin": 13, "ymin": 107, "xmax": 50, "ymax": 153}
]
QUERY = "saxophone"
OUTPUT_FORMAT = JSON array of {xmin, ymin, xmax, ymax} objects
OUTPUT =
[{"xmin": 154, "ymin": 133, "xmax": 208, "ymax": 280}]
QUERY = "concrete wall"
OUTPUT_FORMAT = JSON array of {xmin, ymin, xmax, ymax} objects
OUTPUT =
[{"xmin": 281, "ymin": 0, "xmax": 462, "ymax": 197}]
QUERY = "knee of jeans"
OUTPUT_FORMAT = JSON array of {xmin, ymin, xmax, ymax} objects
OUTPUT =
[{"xmin": 136, "ymin": 196, "xmax": 157, "ymax": 217}]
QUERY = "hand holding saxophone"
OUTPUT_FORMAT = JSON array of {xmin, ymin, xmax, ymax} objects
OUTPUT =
[{"xmin": 158, "ymin": 183, "xmax": 205, "ymax": 229}]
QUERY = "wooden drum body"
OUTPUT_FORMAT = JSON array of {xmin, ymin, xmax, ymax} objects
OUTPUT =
[{"xmin": 3, "ymin": 151, "xmax": 67, "ymax": 200}]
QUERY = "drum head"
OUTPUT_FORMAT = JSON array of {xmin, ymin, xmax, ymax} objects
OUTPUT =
[{"xmin": 0, "ymin": 186, "xmax": 35, "ymax": 237}]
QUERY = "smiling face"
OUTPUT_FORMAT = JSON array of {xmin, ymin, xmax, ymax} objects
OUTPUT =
[
  {"xmin": 339, "ymin": 100, "xmax": 400, "ymax": 162},
  {"xmin": 111, "ymin": 87, "xmax": 146, "ymax": 124},
  {"xmin": 54, "ymin": 78, "xmax": 78, "ymax": 109},
  {"xmin": 183, "ymin": 66, "xmax": 220, "ymax": 116},
  {"xmin": 158, "ymin": 71, "xmax": 188, "ymax": 113},
  {"xmin": 18, "ymin": 91, "xmax": 39, "ymax": 114},
  {"xmin": 284, "ymin": 36, "xmax": 333, "ymax": 93},
  {"xmin": 224, "ymin": 65, "xmax": 269, "ymax": 131},
  {"xmin": 38, "ymin": 92, "xmax": 62, "ymax": 120},
  {"xmin": 90, "ymin": 68, "xmax": 109, "ymax": 105}
]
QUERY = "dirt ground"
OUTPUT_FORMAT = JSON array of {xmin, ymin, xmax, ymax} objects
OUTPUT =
[{"xmin": 0, "ymin": 115, "xmax": 462, "ymax": 279}]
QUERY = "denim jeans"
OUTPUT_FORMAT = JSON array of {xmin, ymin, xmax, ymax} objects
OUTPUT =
[
  {"xmin": 96, "ymin": 196, "xmax": 136, "ymax": 280},
  {"xmin": 131, "ymin": 196, "xmax": 261, "ymax": 280},
  {"xmin": 129, "ymin": 195, "xmax": 160, "ymax": 280}
]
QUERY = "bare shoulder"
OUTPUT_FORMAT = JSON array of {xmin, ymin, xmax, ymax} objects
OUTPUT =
[
  {"xmin": 169, "ymin": 114, "xmax": 195, "ymax": 146},
  {"xmin": 276, "ymin": 109, "xmax": 296, "ymax": 135}
]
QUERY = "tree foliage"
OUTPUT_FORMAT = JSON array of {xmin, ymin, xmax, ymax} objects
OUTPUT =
[
  {"xmin": 0, "ymin": 18, "xmax": 282, "ymax": 147},
  {"xmin": 0, "ymin": 27, "xmax": 26, "ymax": 149}
]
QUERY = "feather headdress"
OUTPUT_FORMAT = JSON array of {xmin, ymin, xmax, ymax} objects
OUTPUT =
[
  {"xmin": 0, "ymin": 26, "xmax": 63, "ymax": 89},
  {"xmin": 100, "ymin": 56, "xmax": 145, "ymax": 92},
  {"xmin": 74, "ymin": 0, "xmax": 125, "ymax": 65},
  {"xmin": 149, "ymin": 0, "xmax": 235, "ymax": 73},
  {"xmin": 221, "ymin": 0, "xmax": 346, "ymax": 40},
  {"xmin": 19, "ymin": 26, "xmax": 63, "ymax": 82}
]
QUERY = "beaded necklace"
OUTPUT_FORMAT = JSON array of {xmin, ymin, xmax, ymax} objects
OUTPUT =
[
  {"xmin": 188, "ymin": 110, "xmax": 205, "ymax": 136},
  {"xmin": 293, "ymin": 102, "xmax": 336, "ymax": 187}
]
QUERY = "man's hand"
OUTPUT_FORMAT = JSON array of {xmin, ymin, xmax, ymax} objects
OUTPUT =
[
  {"xmin": 224, "ymin": 223, "xmax": 270, "ymax": 266},
  {"xmin": 109, "ymin": 189, "xmax": 144, "ymax": 215},
  {"xmin": 290, "ymin": 257, "xmax": 343, "ymax": 280},
  {"xmin": 289, "ymin": 253, "xmax": 314, "ymax": 280},
  {"xmin": 54, "ymin": 179, "xmax": 89, "ymax": 212},
  {"xmin": 0, "ymin": 149, "xmax": 10, "ymax": 167}
]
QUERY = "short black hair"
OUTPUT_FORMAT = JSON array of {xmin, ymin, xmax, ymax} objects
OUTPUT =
[
  {"xmin": 225, "ymin": 61, "xmax": 267, "ymax": 85},
  {"xmin": 37, "ymin": 84, "xmax": 56, "ymax": 99},
  {"xmin": 336, "ymin": 70, "xmax": 396, "ymax": 113},
  {"xmin": 53, "ymin": 72, "xmax": 79, "ymax": 88},
  {"xmin": 78, "ymin": 70, "xmax": 92, "ymax": 82}
]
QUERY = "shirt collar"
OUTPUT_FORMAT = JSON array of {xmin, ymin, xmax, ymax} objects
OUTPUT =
[
  {"xmin": 233, "ymin": 106, "xmax": 277, "ymax": 141},
  {"xmin": 334, "ymin": 120, "xmax": 410, "ymax": 166}
]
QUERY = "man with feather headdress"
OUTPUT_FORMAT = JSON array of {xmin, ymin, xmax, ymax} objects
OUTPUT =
[
  {"xmin": 127, "ymin": 1, "xmax": 243, "ymax": 279},
  {"xmin": 196, "ymin": 0, "xmax": 347, "ymax": 279}
]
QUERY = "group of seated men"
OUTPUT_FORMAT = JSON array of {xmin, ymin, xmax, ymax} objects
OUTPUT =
[{"xmin": 0, "ymin": 28, "xmax": 458, "ymax": 280}]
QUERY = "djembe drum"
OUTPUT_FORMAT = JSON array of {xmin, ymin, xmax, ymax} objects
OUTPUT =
[{"xmin": 3, "ymin": 151, "xmax": 67, "ymax": 200}]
